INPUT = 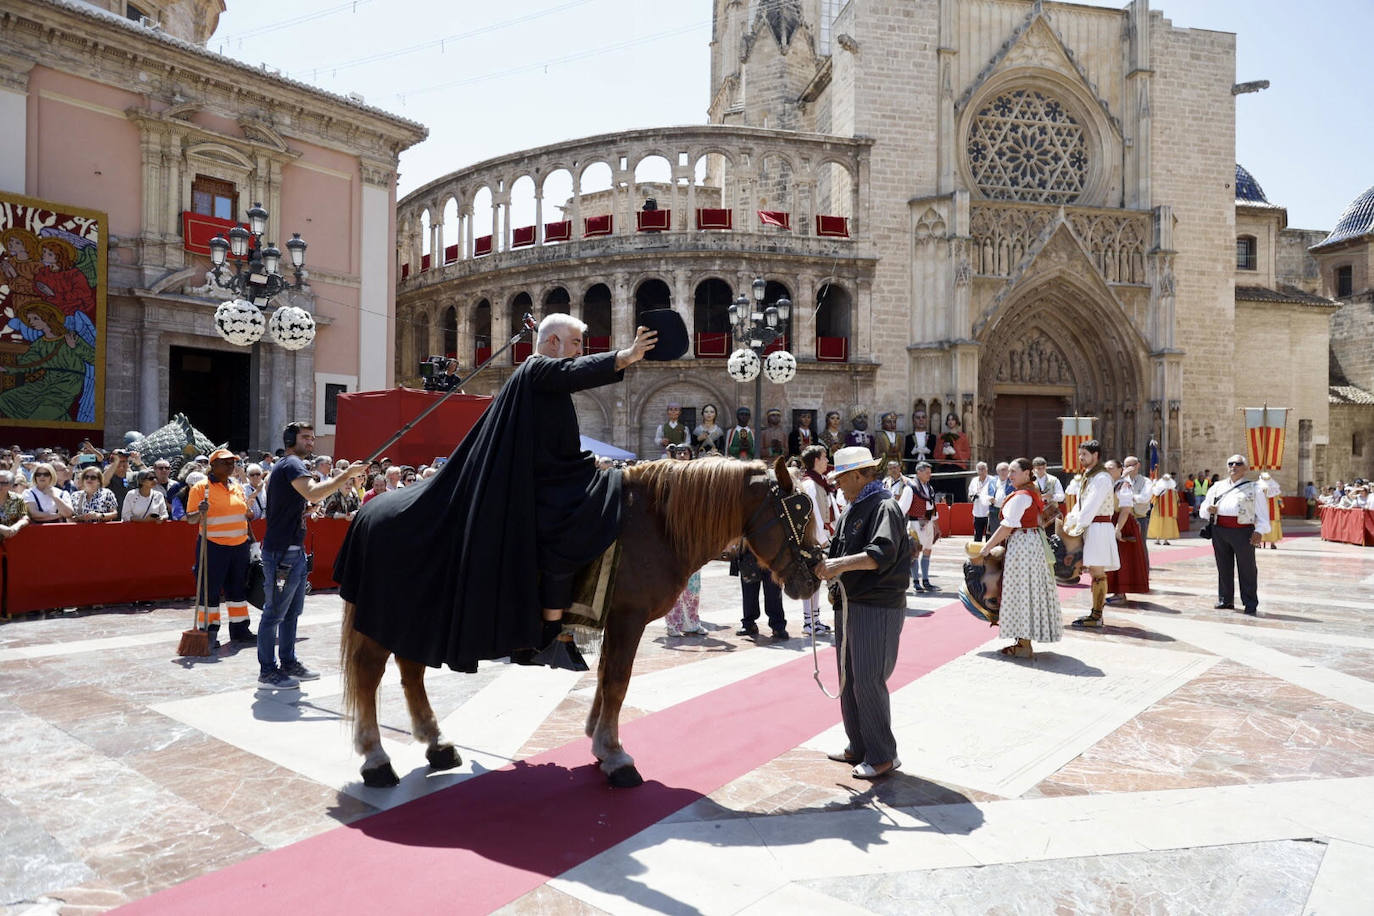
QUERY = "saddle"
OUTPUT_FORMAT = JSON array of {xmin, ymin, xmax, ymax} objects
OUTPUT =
[{"xmin": 563, "ymin": 539, "xmax": 622, "ymax": 651}]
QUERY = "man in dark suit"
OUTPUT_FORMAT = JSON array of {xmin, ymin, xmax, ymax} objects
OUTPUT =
[{"xmin": 788, "ymin": 411, "xmax": 816, "ymax": 457}]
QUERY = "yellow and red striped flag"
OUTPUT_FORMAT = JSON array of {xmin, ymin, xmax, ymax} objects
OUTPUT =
[
  {"xmin": 1060, "ymin": 416, "xmax": 1095, "ymax": 472},
  {"xmin": 1244, "ymin": 407, "xmax": 1287, "ymax": 471}
]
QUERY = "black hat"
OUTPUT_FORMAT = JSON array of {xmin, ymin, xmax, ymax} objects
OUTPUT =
[{"xmin": 637, "ymin": 309, "xmax": 689, "ymax": 361}]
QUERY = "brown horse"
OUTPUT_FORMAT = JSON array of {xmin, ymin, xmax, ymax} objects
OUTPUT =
[{"xmin": 339, "ymin": 455, "xmax": 820, "ymax": 789}]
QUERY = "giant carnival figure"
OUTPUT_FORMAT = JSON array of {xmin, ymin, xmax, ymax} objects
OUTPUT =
[{"xmin": 333, "ymin": 313, "xmax": 821, "ymax": 789}]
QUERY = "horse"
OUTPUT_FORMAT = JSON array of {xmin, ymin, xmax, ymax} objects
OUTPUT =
[{"xmin": 339, "ymin": 455, "xmax": 821, "ymax": 789}]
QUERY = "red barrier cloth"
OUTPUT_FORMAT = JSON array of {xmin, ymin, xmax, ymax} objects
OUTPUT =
[
  {"xmin": 420, "ymin": 253, "xmax": 431, "ymax": 272},
  {"xmin": 636, "ymin": 210, "xmax": 671, "ymax": 232},
  {"xmin": 936, "ymin": 501, "xmax": 973, "ymax": 538},
  {"xmin": 474, "ymin": 346, "xmax": 492, "ymax": 364},
  {"xmin": 333, "ymin": 388, "xmax": 490, "ymax": 471},
  {"xmin": 584, "ymin": 335, "xmax": 611, "ymax": 354},
  {"xmin": 1320, "ymin": 506, "xmax": 1374, "ymax": 546},
  {"xmin": 816, "ymin": 336, "xmax": 848, "ymax": 361},
  {"xmin": 512, "ymin": 342, "xmax": 532, "ymax": 364},
  {"xmin": 473, "ymin": 235, "xmax": 493, "ymax": 257},
  {"xmin": 543, "ymin": 220, "xmax": 572, "ymax": 242},
  {"xmin": 1177, "ymin": 501, "xmax": 1192, "ymax": 533},
  {"xmin": 757, "ymin": 210, "xmax": 791, "ymax": 230},
  {"xmin": 511, "ymin": 226, "xmax": 536, "ymax": 248},
  {"xmin": 1281, "ymin": 496, "xmax": 1306, "ymax": 517},
  {"xmin": 816, "ymin": 214, "xmax": 849, "ymax": 237},
  {"xmin": 181, "ymin": 211, "xmax": 241, "ymax": 256},
  {"xmin": 696, "ymin": 208, "xmax": 732, "ymax": 230},
  {"xmin": 695, "ymin": 332, "xmax": 730, "ymax": 358},
  {"xmin": 583, "ymin": 214, "xmax": 613, "ymax": 237},
  {"xmin": 1, "ymin": 518, "xmax": 353, "ymax": 615},
  {"xmin": 444, "ymin": 244, "xmax": 459, "ymax": 264}
]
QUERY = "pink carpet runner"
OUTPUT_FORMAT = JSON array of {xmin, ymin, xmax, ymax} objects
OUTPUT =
[{"xmin": 123, "ymin": 538, "xmax": 1232, "ymax": 913}]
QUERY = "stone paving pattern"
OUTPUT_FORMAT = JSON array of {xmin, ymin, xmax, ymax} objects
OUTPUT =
[{"xmin": 1, "ymin": 522, "xmax": 1371, "ymax": 914}]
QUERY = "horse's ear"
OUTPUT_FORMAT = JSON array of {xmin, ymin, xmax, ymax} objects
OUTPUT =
[{"xmin": 773, "ymin": 455, "xmax": 793, "ymax": 493}]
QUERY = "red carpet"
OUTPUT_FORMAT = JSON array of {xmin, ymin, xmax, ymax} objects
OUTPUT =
[
  {"xmin": 121, "ymin": 537, "xmax": 1239, "ymax": 914},
  {"xmin": 121, "ymin": 604, "xmax": 991, "ymax": 914}
]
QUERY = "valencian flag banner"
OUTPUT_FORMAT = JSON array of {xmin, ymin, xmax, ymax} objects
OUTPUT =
[
  {"xmin": 1060, "ymin": 415, "xmax": 1095, "ymax": 472},
  {"xmin": 1244, "ymin": 406, "xmax": 1288, "ymax": 471}
]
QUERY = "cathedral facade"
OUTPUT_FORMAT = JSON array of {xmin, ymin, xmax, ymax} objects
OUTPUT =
[{"xmin": 396, "ymin": 0, "xmax": 1346, "ymax": 490}]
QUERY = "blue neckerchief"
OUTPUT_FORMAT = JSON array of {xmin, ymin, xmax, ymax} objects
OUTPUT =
[{"xmin": 853, "ymin": 478, "xmax": 887, "ymax": 506}]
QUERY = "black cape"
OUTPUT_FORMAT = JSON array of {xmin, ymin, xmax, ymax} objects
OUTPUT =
[{"xmin": 334, "ymin": 351, "xmax": 625, "ymax": 669}]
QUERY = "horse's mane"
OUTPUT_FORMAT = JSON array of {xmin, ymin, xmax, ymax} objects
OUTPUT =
[{"xmin": 624, "ymin": 457, "xmax": 764, "ymax": 563}]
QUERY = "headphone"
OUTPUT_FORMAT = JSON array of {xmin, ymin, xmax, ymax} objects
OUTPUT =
[{"xmin": 283, "ymin": 422, "xmax": 306, "ymax": 448}]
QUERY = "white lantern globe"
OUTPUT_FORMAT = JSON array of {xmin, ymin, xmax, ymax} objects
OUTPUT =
[
  {"xmin": 268, "ymin": 304, "xmax": 317, "ymax": 350},
  {"xmin": 213, "ymin": 298, "xmax": 266, "ymax": 346},
  {"xmin": 763, "ymin": 350, "xmax": 797, "ymax": 384},
  {"xmin": 727, "ymin": 348, "xmax": 761, "ymax": 383}
]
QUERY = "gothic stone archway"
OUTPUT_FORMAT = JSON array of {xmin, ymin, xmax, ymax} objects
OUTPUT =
[{"xmin": 978, "ymin": 285, "xmax": 1146, "ymax": 464}]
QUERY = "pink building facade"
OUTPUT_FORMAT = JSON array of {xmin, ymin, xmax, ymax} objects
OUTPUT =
[{"xmin": 0, "ymin": 0, "xmax": 426, "ymax": 454}]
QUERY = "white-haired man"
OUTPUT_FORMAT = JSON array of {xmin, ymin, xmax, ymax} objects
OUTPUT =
[{"xmin": 335, "ymin": 312, "xmax": 657, "ymax": 675}]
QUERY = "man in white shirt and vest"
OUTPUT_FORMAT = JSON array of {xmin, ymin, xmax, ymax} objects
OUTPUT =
[
  {"xmin": 1031, "ymin": 456, "xmax": 1064, "ymax": 530},
  {"xmin": 1122, "ymin": 455, "xmax": 1152, "ymax": 565},
  {"xmin": 1062, "ymin": 440, "xmax": 1119, "ymax": 628},
  {"xmin": 1203, "ymin": 454, "xmax": 1270, "ymax": 615},
  {"xmin": 967, "ymin": 461, "xmax": 993, "ymax": 542}
]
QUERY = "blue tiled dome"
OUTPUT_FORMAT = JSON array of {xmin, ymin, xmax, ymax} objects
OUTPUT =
[
  {"xmin": 1315, "ymin": 185, "xmax": 1374, "ymax": 250},
  {"xmin": 1235, "ymin": 164, "xmax": 1268, "ymax": 203}
]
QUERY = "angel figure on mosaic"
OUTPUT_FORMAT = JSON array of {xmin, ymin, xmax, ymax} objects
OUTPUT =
[{"xmin": 0, "ymin": 302, "xmax": 94, "ymax": 421}]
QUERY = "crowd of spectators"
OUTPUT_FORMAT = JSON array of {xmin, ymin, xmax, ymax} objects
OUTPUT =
[
  {"xmin": 1316, "ymin": 479, "xmax": 1370, "ymax": 509},
  {"xmin": 0, "ymin": 441, "xmax": 450, "ymax": 545}
]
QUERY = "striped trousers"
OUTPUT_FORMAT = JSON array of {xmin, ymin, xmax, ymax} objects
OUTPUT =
[{"xmin": 835, "ymin": 601, "xmax": 905, "ymax": 766}]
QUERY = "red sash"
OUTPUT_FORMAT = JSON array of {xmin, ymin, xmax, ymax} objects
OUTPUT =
[{"xmin": 1216, "ymin": 515, "xmax": 1251, "ymax": 529}]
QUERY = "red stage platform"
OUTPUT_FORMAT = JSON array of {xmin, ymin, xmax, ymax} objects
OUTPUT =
[{"xmin": 333, "ymin": 388, "xmax": 490, "ymax": 469}]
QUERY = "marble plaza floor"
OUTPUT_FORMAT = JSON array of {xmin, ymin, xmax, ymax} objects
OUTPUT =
[{"xmin": 2, "ymin": 521, "xmax": 1372, "ymax": 914}]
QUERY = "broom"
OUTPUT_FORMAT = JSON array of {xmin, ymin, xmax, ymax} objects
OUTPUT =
[{"xmin": 177, "ymin": 516, "xmax": 212, "ymax": 657}]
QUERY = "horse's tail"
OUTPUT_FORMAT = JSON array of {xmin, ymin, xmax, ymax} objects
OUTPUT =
[{"xmin": 340, "ymin": 600, "xmax": 360, "ymax": 724}]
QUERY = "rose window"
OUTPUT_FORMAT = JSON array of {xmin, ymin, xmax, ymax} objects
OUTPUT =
[{"xmin": 967, "ymin": 89, "xmax": 1088, "ymax": 204}]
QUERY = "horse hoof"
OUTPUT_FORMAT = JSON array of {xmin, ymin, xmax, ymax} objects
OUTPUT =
[
  {"xmin": 426, "ymin": 743, "xmax": 462, "ymax": 771},
  {"xmin": 361, "ymin": 762, "xmax": 400, "ymax": 787},
  {"xmin": 606, "ymin": 765, "xmax": 643, "ymax": 788}
]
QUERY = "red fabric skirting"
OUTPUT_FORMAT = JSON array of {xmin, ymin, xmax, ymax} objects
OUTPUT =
[
  {"xmin": 757, "ymin": 209, "xmax": 791, "ymax": 230},
  {"xmin": 543, "ymin": 220, "xmax": 572, "ymax": 242},
  {"xmin": 1107, "ymin": 515, "xmax": 1150, "ymax": 593},
  {"xmin": 511, "ymin": 225, "xmax": 536, "ymax": 248},
  {"xmin": 1, "ymin": 518, "xmax": 351, "ymax": 615},
  {"xmin": 443, "ymin": 243, "xmax": 458, "ymax": 264},
  {"xmin": 1320, "ymin": 506, "xmax": 1374, "ymax": 546},
  {"xmin": 420, "ymin": 253, "xmax": 431, "ymax": 271},
  {"xmin": 473, "ymin": 235, "xmax": 493, "ymax": 257}
]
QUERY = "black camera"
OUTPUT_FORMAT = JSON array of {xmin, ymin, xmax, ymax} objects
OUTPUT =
[{"xmin": 419, "ymin": 355, "xmax": 460, "ymax": 392}]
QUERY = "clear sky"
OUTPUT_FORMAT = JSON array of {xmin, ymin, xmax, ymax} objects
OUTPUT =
[{"xmin": 212, "ymin": 0, "xmax": 1371, "ymax": 231}]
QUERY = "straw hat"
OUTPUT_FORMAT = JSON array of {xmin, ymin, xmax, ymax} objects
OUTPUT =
[{"xmin": 828, "ymin": 446, "xmax": 880, "ymax": 480}]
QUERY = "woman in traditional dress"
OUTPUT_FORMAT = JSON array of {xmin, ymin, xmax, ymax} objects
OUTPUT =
[
  {"xmin": 978, "ymin": 457, "xmax": 1062, "ymax": 659},
  {"xmin": 1106, "ymin": 459, "xmax": 1149, "ymax": 605},
  {"xmin": 819, "ymin": 409, "xmax": 844, "ymax": 457},
  {"xmin": 0, "ymin": 303, "xmax": 93, "ymax": 421},
  {"xmin": 1148, "ymin": 472, "xmax": 1181, "ymax": 545},
  {"xmin": 1258, "ymin": 472, "xmax": 1283, "ymax": 549},
  {"xmin": 692, "ymin": 403, "xmax": 725, "ymax": 456}
]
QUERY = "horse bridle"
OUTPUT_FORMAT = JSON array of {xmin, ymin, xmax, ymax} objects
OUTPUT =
[{"xmin": 742, "ymin": 477, "xmax": 821, "ymax": 573}]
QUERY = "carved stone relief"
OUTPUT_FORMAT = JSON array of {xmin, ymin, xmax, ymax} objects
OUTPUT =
[{"xmin": 992, "ymin": 333, "xmax": 1073, "ymax": 386}]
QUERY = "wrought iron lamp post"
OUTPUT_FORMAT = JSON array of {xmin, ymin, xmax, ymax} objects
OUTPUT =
[
  {"xmin": 726, "ymin": 277, "xmax": 796, "ymax": 456},
  {"xmin": 206, "ymin": 203, "xmax": 316, "ymax": 349}
]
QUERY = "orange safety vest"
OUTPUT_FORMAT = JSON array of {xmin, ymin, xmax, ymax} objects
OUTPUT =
[{"xmin": 188, "ymin": 478, "xmax": 250, "ymax": 546}]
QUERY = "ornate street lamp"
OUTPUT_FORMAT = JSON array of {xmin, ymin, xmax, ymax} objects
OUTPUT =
[
  {"xmin": 207, "ymin": 203, "xmax": 313, "ymax": 349},
  {"xmin": 726, "ymin": 277, "xmax": 797, "ymax": 450}
]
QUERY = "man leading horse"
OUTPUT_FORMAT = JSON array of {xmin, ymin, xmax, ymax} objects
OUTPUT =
[{"xmin": 334, "ymin": 313, "xmax": 657, "ymax": 673}]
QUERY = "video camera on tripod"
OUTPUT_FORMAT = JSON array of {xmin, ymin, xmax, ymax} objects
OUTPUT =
[{"xmin": 419, "ymin": 355, "xmax": 461, "ymax": 392}]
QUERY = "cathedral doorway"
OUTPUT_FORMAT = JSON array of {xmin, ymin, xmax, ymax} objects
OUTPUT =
[
  {"xmin": 168, "ymin": 345, "xmax": 251, "ymax": 451},
  {"xmin": 992, "ymin": 394, "xmax": 1066, "ymax": 464}
]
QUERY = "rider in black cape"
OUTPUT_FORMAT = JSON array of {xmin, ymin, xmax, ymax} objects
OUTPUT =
[{"xmin": 334, "ymin": 315, "xmax": 657, "ymax": 672}]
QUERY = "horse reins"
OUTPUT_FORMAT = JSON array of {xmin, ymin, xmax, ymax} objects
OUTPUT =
[{"xmin": 740, "ymin": 476, "xmax": 844, "ymax": 699}]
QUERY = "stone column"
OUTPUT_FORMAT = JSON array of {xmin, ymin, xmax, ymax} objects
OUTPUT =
[
  {"xmin": 672, "ymin": 268, "xmax": 693, "ymax": 359},
  {"xmin": 1298, "ymin": 418, "xmax": 1314, "ymax": 498},
  {"xmin": 534, "ymin": 190, "xmax": 544, "ymax": 244},
  {"xmin": 794, "ymin": 272, "xmax": 817, "ymax": 360},
  {"xmin": 359, "ymin": 158, "xmax": 396, "ymax": 390},
  {"xmin": 268, "ymin": 345, "xmax": 288, "ymax": 445},
  {"xmin": 138, "ymin": 322, "xmax": 161, "ymax": 434},
  {"xmin": 611, "ymin": 272, "xmax": 634, "ymax": 346},
  {"xmin": 0, "ymin": 56, "xmax": 31, "ymax": 193}
]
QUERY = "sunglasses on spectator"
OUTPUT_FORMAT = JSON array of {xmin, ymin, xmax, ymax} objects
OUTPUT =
[
  {"xmin": 249, "ymin": 471, "xmax": 262, "ymax": 476},
  {"xmin": 83, "ymin": 473, "xmax": 101, "ymax": 481},
  {"xmin": 1226, "ymin": 461, "xmax": 1244, "ymax": 467},
  {"xmin": 33, "ymin": 472, "xmax": 51, "ymax": 478}
]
